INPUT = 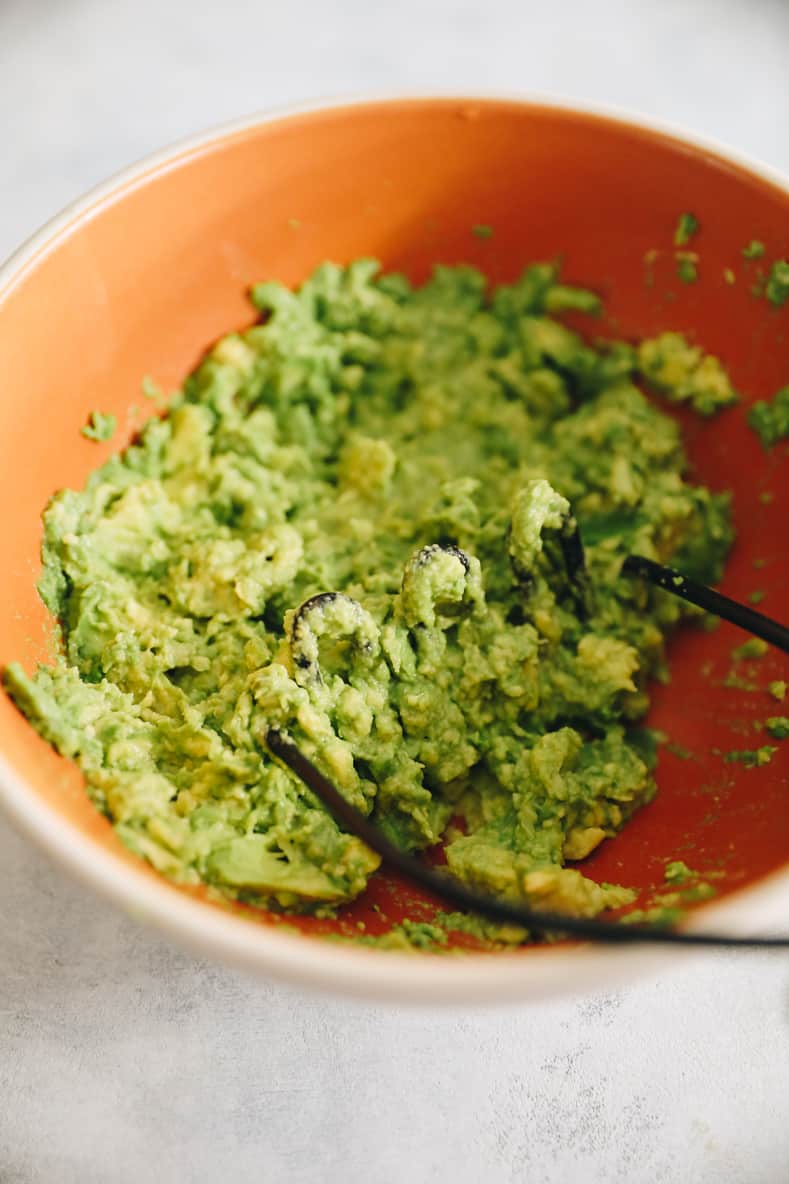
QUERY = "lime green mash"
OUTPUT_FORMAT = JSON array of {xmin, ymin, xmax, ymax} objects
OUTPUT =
[{"xmin": 5, "ymin": 261, "xmax": 736, "ymax": 920}]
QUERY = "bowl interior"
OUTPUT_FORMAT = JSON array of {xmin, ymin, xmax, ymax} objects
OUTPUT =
[{"xmin": 1, "ymin": 97, "xmax": 788, "ymax": 950}]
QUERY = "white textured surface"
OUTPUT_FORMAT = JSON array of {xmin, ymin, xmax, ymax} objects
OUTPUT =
[{"xmin": 2, "ymin": 1, "xmax": 789, "ymax": 1181}]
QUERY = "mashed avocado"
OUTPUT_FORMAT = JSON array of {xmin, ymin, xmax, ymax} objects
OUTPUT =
[
  {"xmin": 5, "ymin": 260, "xmax": 735, "ymax": 922},
  {"xmin": 81, "ymin": 410, "xmax": 117, "ymax": 443},
  {"xmin": 747, "ymin": 386, "xmax": 789, "ymax": 450}
]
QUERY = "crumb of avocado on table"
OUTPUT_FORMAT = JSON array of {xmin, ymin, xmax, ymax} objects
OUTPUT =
[
  {"xmin": 673, "ymin": 212, "xmax": 699, "ymax": 247},
  {"xmin": 748, "ymin": 590, "xmax": 765, "ymax": 605},
  {"xmin": 769, "ymin": 680, "xmax": 787, "ymax": 702},
  {"xmin": 471, "ymin": 224, "xmax": 493, "ymax": 239},
  {"xmin": 742, "ymin": 240, "xmax": 766, "ymax": 260},
  {"xmin": 724, "ymin": 268, "xmax": 736, "ymax": 286},
  {"xmin": 81, "ymin": 410, "xmax": 117, "ymax": 442},
  {"xmin": 748, "ymin": 386, "xmax": 789, "ymax": 449},
  {"xmin": 766, "ymin": 259, "xmax": 789, "ymax": 307},
  {"xmin": 765, "ymin": 717, "xmax": 789, "ymax": 740},
  {"xmin": 4, "ymin": 259, "xmax": 738, "ymax": 930}
]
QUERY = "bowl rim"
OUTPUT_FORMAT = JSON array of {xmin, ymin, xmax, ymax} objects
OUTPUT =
[{"xmin": 2, "ymin": 90, "xmax": 788, "ymax": 1005}]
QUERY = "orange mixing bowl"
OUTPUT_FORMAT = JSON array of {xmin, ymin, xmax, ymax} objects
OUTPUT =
[{"xmin": 1, "ymin": 97, "xmax": 787, "ymax": 1002}]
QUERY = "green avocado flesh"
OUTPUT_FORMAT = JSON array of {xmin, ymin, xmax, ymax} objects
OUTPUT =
[{"xmin": 5, "ymin": 260, "xmax": 735, "ymax": 921}]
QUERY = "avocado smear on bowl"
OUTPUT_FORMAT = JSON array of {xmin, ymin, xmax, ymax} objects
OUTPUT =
[{"xmin": 4, "ymin": 261, "xmax": 735, "ymax": 929}]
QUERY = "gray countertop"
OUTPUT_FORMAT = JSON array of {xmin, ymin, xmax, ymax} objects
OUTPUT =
[{"xmin": 2, "ymin": 2, "xmax": 788, "ymax": 1180}]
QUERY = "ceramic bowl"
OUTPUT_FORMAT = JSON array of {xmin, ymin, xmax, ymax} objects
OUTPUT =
[{"xmin": 1, "ymin": 96, "xmax": 788, "ymax": 1003}]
